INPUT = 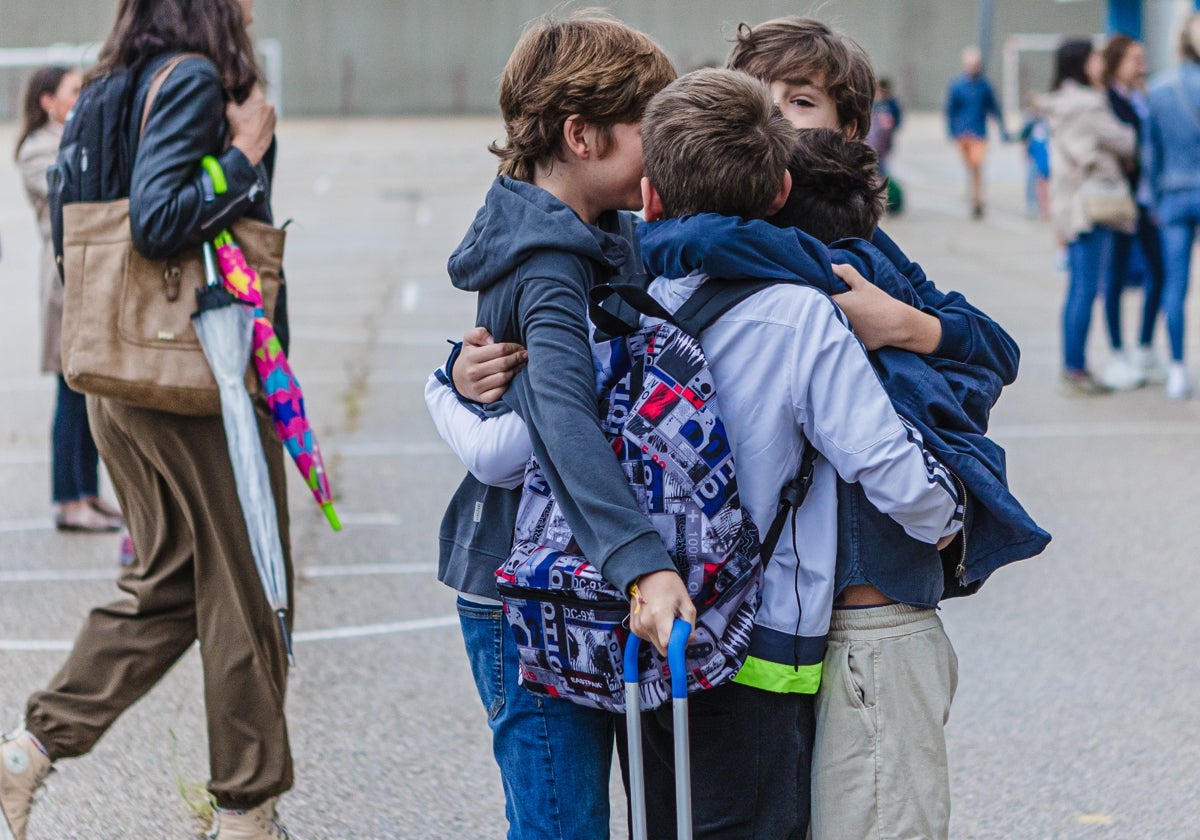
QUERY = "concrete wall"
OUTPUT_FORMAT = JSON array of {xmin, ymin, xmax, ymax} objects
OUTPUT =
[{"xmin": 0, "ymin": 0, "xmax": 1112, "ymax": 117}]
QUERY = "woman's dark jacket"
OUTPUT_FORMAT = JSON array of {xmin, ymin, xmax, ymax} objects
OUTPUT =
[{"xmin": 50, "ymin": 51, "xmax": 286, "ymax": 349}]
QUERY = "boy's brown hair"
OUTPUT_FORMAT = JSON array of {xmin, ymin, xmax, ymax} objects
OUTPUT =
[
  {"xmin": 726, "ymin": 16, "xmax": 875, "ymax": 139},
  {"xmin": 489, "ymin": 11, "xmax": 675, "ymax": 182},
  {"xmin": 767, "ymin": 128, "xmax": 886, "ymax": 243},
  {"xmin": 642, "ymin": 68, "xmax": 795, "ymax": 220}
]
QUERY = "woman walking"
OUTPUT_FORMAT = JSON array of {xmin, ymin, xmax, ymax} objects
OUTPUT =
[
  {"xmin": 1100, "ymin": 34, "xmax": 1166, "ymax": 390},
  {"xmin": 1041, "ymin": 38, "xmax": 1137, "ymax": 395},
  {"xmin": 15, "ymin": 67, "xmax": 123, "ymax": 532},
  {"xmin": 1145, "ymin": 14, "xmax": 1200, "ymax": 399},
  {"xmin": 0, "ymin": 1, "xmax": 300, "ymax": 838}
]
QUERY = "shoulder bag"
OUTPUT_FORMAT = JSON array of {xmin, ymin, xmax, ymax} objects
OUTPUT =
[{"xmin": 60, "ymin": 54, "xmax": 285, "ymax": 416}]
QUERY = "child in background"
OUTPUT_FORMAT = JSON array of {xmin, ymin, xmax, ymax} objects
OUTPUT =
[{"xmin": 1020, "ymin": 95, "xmax": 1051, "ymax": 218}]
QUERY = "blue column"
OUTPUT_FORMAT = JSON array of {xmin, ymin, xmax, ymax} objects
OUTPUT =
[{"xmin": 1107, "ymin": 0, "xmax": 1142, "ymax": 38}]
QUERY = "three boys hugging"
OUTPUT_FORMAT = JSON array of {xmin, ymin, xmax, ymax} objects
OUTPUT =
[{"xmin": 425, "ymin": 13, "xmax": 1046, "ymax": 840}]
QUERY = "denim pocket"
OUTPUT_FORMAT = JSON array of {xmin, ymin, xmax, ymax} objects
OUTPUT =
[{"xmin": 457, "ymin": 598, "xmax": 506, "ymax": 721}]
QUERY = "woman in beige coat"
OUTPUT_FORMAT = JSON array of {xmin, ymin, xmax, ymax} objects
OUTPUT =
[
  {"xmin": 1041, "ymin": 38, "xmax": 1137, "ymax": 395},
  {"xmin": 16, "ymin": 66, "xmax": 122, "ymax": 532}
]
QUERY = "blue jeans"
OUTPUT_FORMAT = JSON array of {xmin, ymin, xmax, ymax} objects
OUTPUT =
[
  {"xmin": 52, "ymin": 376, "xmax": 100, "ymax": 503},
  {"xmin": 1159, "ymin": 190, "xmax": 1200, "ymax": 362},
  {"xmin": 1105, "ymin": 206, "xmax": 1165, "ymax": 351},
  {"xmin": 1063, "ymin": 227, "xmax": 1117, "ymax": 372},
  {"xmin": 457, "ymin": 598, "xmax": 615, "ymax": 840}
]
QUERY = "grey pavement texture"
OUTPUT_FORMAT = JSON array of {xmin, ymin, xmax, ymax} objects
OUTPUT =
[{"xmin": 0, "ymin": 113, "xmax": 1197, "ymax": 839}]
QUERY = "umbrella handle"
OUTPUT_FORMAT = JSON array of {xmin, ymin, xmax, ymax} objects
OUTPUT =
[{"xmin": 278, "ymin": 610, "xmax": 296, "ymax": 668}]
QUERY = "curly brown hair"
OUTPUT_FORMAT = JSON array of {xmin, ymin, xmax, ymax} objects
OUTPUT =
[{"xmin": 489, "ymin": 11, "xmax": 675, "ymax": 182}]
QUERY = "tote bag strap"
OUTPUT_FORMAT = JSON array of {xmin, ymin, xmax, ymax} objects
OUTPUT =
[{"xmin": 139, "ymin": 53, "xmax": 209, "ymax": 137}]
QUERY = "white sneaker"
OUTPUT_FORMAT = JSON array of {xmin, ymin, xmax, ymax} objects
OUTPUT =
[
  {"xmin": 1166, "ymin": 363, "xmax": 1192, "ymax": 400},
  {"xmin": 0, "ymin": 729, "xmax": 52, "ymax": 840},
  {"xmin": 1133, "ymin": 346, "xmax": 1168, "ymax": 384},
  {"xmin": 207, "ymin": 798, "xmax": 303, "ymax": 840},
  {"xmin": 1101, "ymin": 352, "xmax": 1147, "ymax": 390}
]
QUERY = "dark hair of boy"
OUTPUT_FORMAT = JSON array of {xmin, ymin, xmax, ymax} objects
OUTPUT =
[
  {"xmin": 726, "ymin": 16, "xmax": 875, "ymax": 139},
  {"xmin": 1052, "ymin": 38, "xmax": 1094, "ymax": 89},
  {"xmin": 768, "ymin": 128, "xmax": 886, "ymax": 243},
  {"xmin": 489, "ymin": 11, "xmax": 675, "ymax": 182},
  {"xmin": 641, "ymin": 68, "xmax": 796, "ymax": 219}
]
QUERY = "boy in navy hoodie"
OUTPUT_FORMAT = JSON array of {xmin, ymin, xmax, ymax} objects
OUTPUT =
[{"xmin": 725, "ymin": 17, "xmax": 1046, "ymax": 840}]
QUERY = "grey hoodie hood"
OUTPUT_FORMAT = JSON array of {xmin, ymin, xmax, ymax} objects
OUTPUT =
[{"xmin": 448, "ymin": 175, "xmax": 634, "ymax": 294}]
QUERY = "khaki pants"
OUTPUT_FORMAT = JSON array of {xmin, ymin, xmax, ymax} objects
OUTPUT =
[
  {"xmin": 26, "ymin": 396, "xmax": 293, "ymax": 810},
  {"xmin": 811, "ymin": 604, "xmax": 957, "ymax": 840}
]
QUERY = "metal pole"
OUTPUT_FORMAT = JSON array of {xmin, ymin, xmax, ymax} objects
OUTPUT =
[{"xmin": 978, "ymin": 0, "xmax": 995, "ymax": 70}]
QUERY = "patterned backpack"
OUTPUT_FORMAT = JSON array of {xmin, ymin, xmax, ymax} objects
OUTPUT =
[{"xmin": 495, "ymin": 281, "xmax": 815, "ymax": 713}]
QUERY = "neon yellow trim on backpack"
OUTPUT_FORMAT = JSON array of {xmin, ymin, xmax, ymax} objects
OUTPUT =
[{"xmin": 733, "ymin": 656, "xmax": 823, "ymax": 694}]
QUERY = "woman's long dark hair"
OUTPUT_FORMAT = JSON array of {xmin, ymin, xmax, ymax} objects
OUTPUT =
[
  {"xmin": 1053, "ymin": 38, "xmax": 1093, "ymax": 90},
  {"xmin": 88, "ymin": 0, "xmax": 261, "ymax": 103},
  {"xmin": 15, "ymin": 66, "xmax": 71, "ymax": 160}
]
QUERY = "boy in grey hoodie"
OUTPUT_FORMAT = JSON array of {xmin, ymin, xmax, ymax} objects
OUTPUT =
[{"xmin": 436, "ymin": 13, "xmax": 685, "ymax": 839}]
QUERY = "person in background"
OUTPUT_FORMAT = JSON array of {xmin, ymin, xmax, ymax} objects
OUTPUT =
[
  {"xmin": 1144, "ymin": 14, "xmax": 1200, "ymax": 400},
  {"xmin": 15, "ymin": 66, "xmax": 123, "ymax": 534},
  {"xmin": 867, "ymin": 77, "xmax": 904, "ymax": 213},
  {"xmin": 1100, "ymin": 33, "xmax": 1165, "ymax": 391},
  {"xmin": 1041, "ymin": 38, "xmax": 1137, "ymax": 396},
  {"xmin": 0, "ymin": 1, "xmax": 301, "ymax": 838},
  {"xmin": 945, "ymin": 45, "xmax": 1009, "ymax": 219}
]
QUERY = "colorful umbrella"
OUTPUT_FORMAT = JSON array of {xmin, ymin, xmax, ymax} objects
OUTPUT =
[
  {"xmin": 194, "ymin": 243, "xmax": 295, "ymax": 664},
  {"xmin": 201, "ymin": 156, "xmax": 341, "ymax": 532}
]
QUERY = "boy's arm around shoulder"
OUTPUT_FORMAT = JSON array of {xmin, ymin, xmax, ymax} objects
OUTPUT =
[
  {"xmin": 870, "ymin": 228, "xmax": 1020, "ymax": 384},
  {"xmin": 424, "ymin": 370, "xmax": 531, "ymax": 489},
  {"xmin": 784, "ymin": 288, "xmax": 963, "ymax": 544}
]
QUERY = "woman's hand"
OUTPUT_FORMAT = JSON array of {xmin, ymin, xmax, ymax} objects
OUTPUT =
[
  {"xmin": 452, "ymin": 327, "xmax": 527, "ymax": 403},
  {"xmin": 227, "ymin": 86, "xmax": 276, "ymax": 166}
]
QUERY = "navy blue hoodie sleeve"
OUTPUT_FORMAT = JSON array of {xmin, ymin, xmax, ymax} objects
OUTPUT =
[
  {"xmin": 130, "ymin": 58, "xmax": 269, "ymax": 259},
  {"xmin": 870, "ymin": 228, "xmax": 1019, "ymax": 384},
  {"xmin": 504, "ymin": 269, "xmax": 674, "ymax": 594}
]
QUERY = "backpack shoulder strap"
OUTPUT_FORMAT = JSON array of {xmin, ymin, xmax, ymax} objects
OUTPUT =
[
  {"xmin": 673, "ymin": 278, "xmax": 783, "ymax": 337},
  {"xmin": 139, "ymin": 53, "xmax": 208, "ymax": 138},
  {"xmin": 759, "ymin": 442, "xmax": 818, "ymax": 565}
]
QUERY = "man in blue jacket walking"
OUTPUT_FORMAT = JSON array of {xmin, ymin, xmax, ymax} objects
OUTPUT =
[{"xmin": 946, "ymin": 46, "xmax": 1009, "ymax": 219}]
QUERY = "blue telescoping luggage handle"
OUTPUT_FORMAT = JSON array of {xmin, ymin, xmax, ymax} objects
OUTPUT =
[{"xmin": 624, "ymin": 619, "xmax": 694, "ymax": 840}]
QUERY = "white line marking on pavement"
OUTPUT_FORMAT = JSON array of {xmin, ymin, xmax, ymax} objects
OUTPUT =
[
  {"xmin": 336, "ymin": 441, "xmax": 449, "ymax": 457},
  {"xmin": 0, "ymin": 562, "xmax": 434, "ymax": 583},
  {"xmin": 293, "ymin": 614, "xmax": 457, "ymax": 642},
  {"xmin": 0, "ymin": 518, "xmax": 52, "ymax": 533},
  {"xmin": 335, "ymin": 512, "xmax": 400, "ymax": 525},
  {"xmin": 303, "ymin": 562, "xmax": 436, "ymax": 577},
  {"xmin": 993, "ymin": 422, "xmax": 1200, "ymax": 439},
  {"xmin": 0, "ymin": 452, "xmax": 48, "ymax": 465},
  {"xmin": 400, "ymin": 282, "xmax": 421, "ymax": 313},
  {"xmin": 0, "ymin": 614, "xmax": 459, "ymax": 652}
]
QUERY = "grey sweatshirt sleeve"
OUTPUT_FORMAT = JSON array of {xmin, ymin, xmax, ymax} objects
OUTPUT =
[{"xmin": 504, "ymin": 272, "xmax": 675, "ymax": 594}]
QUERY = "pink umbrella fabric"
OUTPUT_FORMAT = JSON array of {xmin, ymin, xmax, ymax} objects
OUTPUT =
[{"xmin": 212, "ymin": 229, "xmax": 341, "ymax": 532}]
